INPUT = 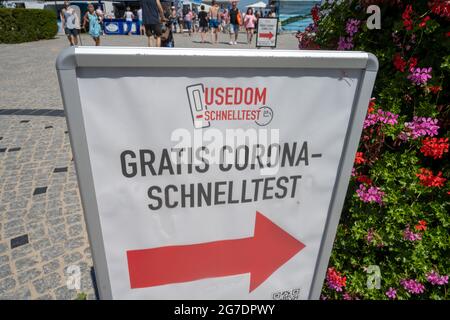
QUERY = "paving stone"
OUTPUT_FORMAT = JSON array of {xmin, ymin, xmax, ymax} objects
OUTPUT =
[
  {"xmin": 0, "ymin": 264, "xmax": 12, "ymax": 279},
  {"xmin": 63, "ymin": 252, "xmax": 83, "ymax": 265},
  {"xmin": 43, "ymin": 259, "xmax": 60, "ymax": 274},
  {"xmin": 68, "ymin": 224, "xmax": 84, "ymax": 237},
  {"xmin": 54, "ymin": 285, "xmax": 78, "ymax": 300},
  {"xmin": 18, "ymin": 267, "xmax": 42, "ymax": 285},
  {"xmin": 65, "ymin": 237, "xmax": 86, "ymax": 250},
  {"xmin": 11, "ymin": 244, "xmax": 33, "ymax": 260},
  {"xmin": 0, "ymin": 285, "xmax": 32, "ymax": 300},
  {"xmin": 33, "ymin": 272, "xmax": 62, "ymax": 295},
  {"xmin": 4, "ymin": 226, "xmax": 26, "ymax": 239},
  {"xmin": 15, "ymin": 255, "xmax": 39, "ymax": 272},
  {"xmin": 32, "ymin": 238, "xmax": 52, "ymax": 251},
  {"xmin": 0, "ymin": 277, "xmax": 16, "ymax": 294},
  {"xmin": 40, "ymin": 244, "xmax": 65, "ymax": 262},
  {"xmin": 0, "ymin": 243, "xmax": 7, "ymax": 255},
  {"xmin": 0, "ymin": 255, "xmax": 9, "ymax": 265}
]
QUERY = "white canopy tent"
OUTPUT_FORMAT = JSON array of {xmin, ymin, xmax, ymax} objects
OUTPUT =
[{"xmin": 246, "ymin": 1, "xmax": 266, "ymax": 8}]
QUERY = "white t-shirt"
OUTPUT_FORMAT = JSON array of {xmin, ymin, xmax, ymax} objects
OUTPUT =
[
  {"xmin": 137, "ymin": 9, "xmax": 142, "ymax": 21},
  {"xmin": 125, "ymin": 11, "xmax": 133, "ymax": 21}
]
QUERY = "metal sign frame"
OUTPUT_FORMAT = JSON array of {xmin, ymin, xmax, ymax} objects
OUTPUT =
[
  {"xmin": 256, "ymin": 17, "xmax": 279, "ymax": 48},
  {"xmin": 56, "ymin": 47, "xmax": 378, "ymax": 300}
]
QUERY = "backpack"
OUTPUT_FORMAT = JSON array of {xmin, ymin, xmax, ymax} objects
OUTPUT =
[{"xmin": 236, "ymin": 10, "xmax": 242, "ymax": 25}]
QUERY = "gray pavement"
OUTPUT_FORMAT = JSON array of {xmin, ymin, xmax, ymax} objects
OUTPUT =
[{"xmin": 0, "ymin": 32, "xmax": 299, "ymax": 299}]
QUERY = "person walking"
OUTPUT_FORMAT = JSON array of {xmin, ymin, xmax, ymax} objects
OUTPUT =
[
  {"xmin": 123, "ymin": 6, "xmax": 134, "ymax": 35},
  {"xmin": 82, "ymin": 3, "xmax": 102, "ymax": 46},
  {"xmin": 137, "ymin": 7, "xmax": 144, "ymax": 35},
  {"xmin": 60, "ymin": 1, "xmax": 78, "ymax": 46},
  {"xmin": 169, "ymin": 6, "xmax": 178, "ymax": 33},
  {"xmin": 228, "ymin": 1, "xmax": 241, "ymax": 45},
  {"xmin": 244, "ymin": 8, "xmax": 257, "ymax": 44},
  {"xmin": 221, "ymin": 8, "xmax": 228, "ymax": 34},
  {"xmin": 141, "ymin": 0, "xmax": 166, "ymax": 47},
  {"xmin": 198, "ymin": 5, "xmax": 208, "ymax": 43},
  {"xmin": 208, "ymin": 0, "xmax": 220, "ymax": 44},
  {"xmin": 184, "ymin": 9, "xmax": 193, "ymax": 36}
]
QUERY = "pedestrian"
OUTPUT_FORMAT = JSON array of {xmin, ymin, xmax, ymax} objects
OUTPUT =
[
  {"xmin": 228, "ymin": 1, "xmax": 241, "ymax": 45},
  {"xmin": 208, "ymin": 0, "xmax": 220, "ymax": 44},
  {"xmin": 123, "ymin": 6, "xmax": 134, "ymax": 35},
  {"xmin": 141, "ymin": 0, "xmax": 166, "ymax": 47},
  {"xmin": 169, "ymin": 6, "xmax": 178, "ymax": 33},
  {"xmin": 184, "ymin": 9, "xmax": 193, "ymax": 36},
  {"xmin": 137, "ymin": 7, "xmax": 144, "ymax": 35},
  {"xmin": 60, "ymin": 1, "xmax": 78, "ymax": 46},
  {"xmin": 95, "ymin": 5, "xmax": 104, "ymax": 35},
  {"xmin": 198, "ymin": 5, "xmax": 208, "ymax": 43},
  {"xmin": 244, "ymin": 8, "xmax": 257, "ymax": 44},
  {"xmin": 221, "ymin": 9, "xmax": 228, "ymax": 33},
  {"xmin": 82, "ymin": 3, "xmax": 102, "ymax": 46}
]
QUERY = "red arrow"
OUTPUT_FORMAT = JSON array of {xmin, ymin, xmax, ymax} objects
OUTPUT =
[
  {"xmin": 260, "ymin": 32, "xmax": 274, "ymax": 39},
  {"xmin": 127, "ymin": 211, "xmax": 305, "ymax": 292}
]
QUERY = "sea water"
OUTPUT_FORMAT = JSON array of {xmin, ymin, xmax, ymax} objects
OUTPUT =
[{"xmin": 278, "ymin": 0, "xmax": 321, "ymax": 32}]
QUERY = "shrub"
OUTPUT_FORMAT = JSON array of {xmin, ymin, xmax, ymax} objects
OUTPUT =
[
  {"xmin": 0, "ymin": 8, "xmax": 57, "ymax": 43},
  {"xmin": 297, "ymin": 0, "xmax": 449, "ymax": 300}
]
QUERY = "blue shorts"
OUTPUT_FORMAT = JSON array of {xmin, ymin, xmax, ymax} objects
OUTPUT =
[
  {"xmin": 229, "ymin": 23, "xmax": 239, "ymax": 34},
  {"xmin": 125, "ymin": 21, "xmax": 132, "ymax": 33},
  {"xmin": 184, "ymin": 21, "xmax": 192, "ymax": 30},
  {"xmin": 209, "ymin": 19, "xmax": 219, "ymax": 29}
]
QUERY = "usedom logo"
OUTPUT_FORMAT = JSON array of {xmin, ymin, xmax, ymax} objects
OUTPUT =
[{"xmin": 186, "ymin": 83, "xmax": 274, "ymax": 129}]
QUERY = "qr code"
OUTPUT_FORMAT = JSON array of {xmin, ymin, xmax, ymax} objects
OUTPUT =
[{"xmin": 272, "ymin": 288, "xmax": 301, "ymax": 300}]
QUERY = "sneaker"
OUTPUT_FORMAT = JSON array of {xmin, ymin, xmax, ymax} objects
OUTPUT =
[
  {"xmin": 233, "ymin": 41, "xmax": 237, "ymax": 45},
  {"xmin": 229, "ymin": 41, "xmax": 234, "ymax": 45}
]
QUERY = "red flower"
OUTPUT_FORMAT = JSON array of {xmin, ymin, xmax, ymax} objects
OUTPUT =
[
  {"xmin": 429, "ymin": 0, "xmax": 450, "ymax": 19},
  {"xmin": 447, "ymin": 31, "xmax": 450, "ymax": 37},
  {"xmin": 355, "ymin": 152, "xmax": 366, "ymax": 165},
  {"xmin": 416, "ymin": 168, "xmax": 447, "ymax": 187},
  {"xmin": 419, "ymin": 15, "xmax": 431, "ymax": 28},
  {"xmin": 326, "ymin": 267, "xmax": 347, "ymax": 291},
  {"xmin": 368, "ymin": 98, "xmax": 376, "ymax": 113},
  {"xmin": 415, "ymin": 220, "xmax": 427, "ymax": 231},
  {"xmin": 357, "ymin": 175, "xmax": 373, "ymax": 185},
  {"xmin": 393, "ymin": 53, "xmax": 407, "ymax": 72},
  {"xmin": 429, "ymin": 85, "xmax": 442, "ymax": 94},
  {"xmin": 402, "ymin": 5, "xmax": 414, "ymax": 30},
  {"xmin": 311, "ymin": 5, "xmax": 320, "ymax": 23},
  {"xmin": 409, "ymin": 57, "xmax": 418, "ymax": 69},
  {"xmin": 420, "ymin": 137, "xmax": 449, "ymax": 159}
]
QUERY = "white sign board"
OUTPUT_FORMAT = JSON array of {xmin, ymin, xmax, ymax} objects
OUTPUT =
[
  {"xmin": 56, "ymin": 48, "xmax": 378, "ymax": 300},
  {"xmin": 256, "ymin": 18, "xmax": 278, "ymax": 48}
]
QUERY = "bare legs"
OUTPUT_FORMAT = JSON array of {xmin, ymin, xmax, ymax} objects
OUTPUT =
[{"xmin": 147, "ymin": 36, "xmax": 161, "ymax": 47}]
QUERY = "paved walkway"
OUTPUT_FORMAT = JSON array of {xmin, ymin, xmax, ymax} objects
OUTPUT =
[{"xmin": 0, "ymin": 33, "xmax": 299, "ymax": 299}]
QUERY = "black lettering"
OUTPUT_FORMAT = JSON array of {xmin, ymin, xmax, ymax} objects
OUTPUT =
[
  {"xmin": 120, "ymin": 150, "xmax": 137, "ymax": 178},
  {"xmin": 148, "ymin": 186, "xmax": 162, "ymax": 210}
]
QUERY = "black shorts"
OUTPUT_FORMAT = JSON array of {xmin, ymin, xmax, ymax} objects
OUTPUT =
[
  {"xmin": 65, "ymin": 28, "xmax": 79, "ymax": 36},
  {"xmin": 145, "ymin": 24, "xmax": 162, "ymax": 37}
]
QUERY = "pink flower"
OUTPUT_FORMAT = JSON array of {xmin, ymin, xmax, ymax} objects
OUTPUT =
[
  {"xmin": 386, "ymin": 287, "xmax": 397, "ymax": 299},
  {"xmin": 346, "ymin": 19, "xmax": 360, "ymax": 37},
  {"xmin": 401, "ymin": 117, "xmax": 439, "ymax": 140},
  {"xmin": 366, "ymin": 228, "xmax": 374, "ymax": 244},
  {"xmin": 408, "ymin": 67, "xmax": 432, "ymax": 85},
  {"xmin": 337, "ymin": 36, "xmax": 354, "ymax": 50},
  {"xmin": 356, "ymin": 184, "xmax": 385, "ymax": 204},
  {"xmin": 363, "ymin": 109, "xmax": 399, "ymax": 129},
  {"xmin": 403, "ymin": 225, "xmax": 422, "ymax": 241},
  {"xmin": 426, "ymin": 271, "xmax": 449, "ymax": 285},
  {"xmin": 400, "ymin": 279, "xmax": 425, "ymax": 294}
]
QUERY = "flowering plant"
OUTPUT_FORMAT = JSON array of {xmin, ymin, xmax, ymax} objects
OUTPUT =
[{"xmin": 299, "ymin": 0, "xmax": 450, "ymax": 300}]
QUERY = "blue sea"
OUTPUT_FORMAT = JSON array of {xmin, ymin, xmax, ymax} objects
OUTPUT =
[{"xmin": 278, "ymin": 0, "xmax": 321, "ymax": 32}]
